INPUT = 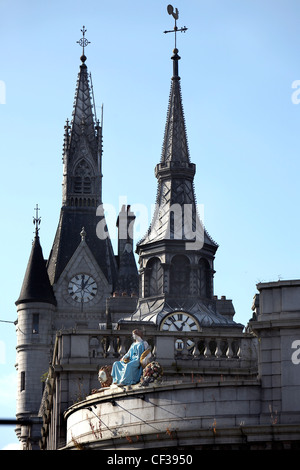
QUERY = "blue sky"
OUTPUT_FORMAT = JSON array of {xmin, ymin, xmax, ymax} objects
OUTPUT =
[{"xmin": 1, "ymin": 0, "xmax": 300, "ymax": 449}]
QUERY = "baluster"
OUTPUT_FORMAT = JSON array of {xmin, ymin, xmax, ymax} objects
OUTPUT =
[
  {"xmin": 226, "ymin": 340, "xmax": 234, "ymax": 358},
  {"xmin": 192, "ymin": 341, "xmax": 200, "ymax": 359},
  {"xmin": 204, "ymin": 340, "xmax": 211, "ymax": 358},
  {"xmin": 215, "ymin": 338, "xmax": 222, "ymax": 358},
  {"xmin": 118, "ymin": 336, "xmax": 127, "ymax": 357},
  {"xmin": 100, "ymin": 336, "xmax": 109, "ymax": 357},
  {"xmin": 106, "ymin": 337, "xmax": 114, "ymax": 358},
  {"xmin": 181, "ymin": 341, "xmax": 189, "ymax": 359}
]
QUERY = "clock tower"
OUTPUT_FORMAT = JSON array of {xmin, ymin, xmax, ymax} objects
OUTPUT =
[{"xmin": 130, "ymin": 21, "xmax": 237, "ymax": 331}]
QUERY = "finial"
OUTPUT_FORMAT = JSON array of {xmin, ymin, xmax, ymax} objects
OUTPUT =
[
  {"xmin": 77, "ymin": 26, "xmax": 91, "ymax": 63},
  {"xmin": 80, "ymin": 226, "xmax": 86, "ymax": 241},
  {"xmin": 164, "ymin": 5, "xmax": 188, "ymax": 50},
  {"xmin": 33, "ymin": 204, "xmax": 41, "ymax": 237},
  {"xmin": 64, "ymin": 118, "xmax": 70, "ymax": 131}
]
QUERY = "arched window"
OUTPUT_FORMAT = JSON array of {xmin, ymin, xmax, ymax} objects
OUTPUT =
[
  {"xmin": 146, "ymin": 258, "xmax": 163, "ymax": 297},
  {"xmin": 73, "ymin": 159, "xmax": 92, "ymax": 194},
  {"xmin": 198, "ymin": 258, "xmax": 211, "ymax": 298},
  {"xmin": 170, "ymin": 255, "xmax": 190, "ymax": 295}
]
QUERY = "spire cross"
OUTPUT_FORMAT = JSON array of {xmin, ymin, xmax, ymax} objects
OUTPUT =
[
  {"xmin": 33, "ymin": 204, "xmax": 41, "ymax": 237},
  {"xmin": 77, "ymin": 26, "xmax": 91, "ymax": 58},
  {"xmin": 164, "ymin": 5, "xmax": 188, "ymax": 49}
]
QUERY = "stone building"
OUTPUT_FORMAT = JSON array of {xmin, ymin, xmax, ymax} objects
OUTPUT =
[{"xmin": 15, "ymin": 23, "xmax": 300, "ymax": 450}]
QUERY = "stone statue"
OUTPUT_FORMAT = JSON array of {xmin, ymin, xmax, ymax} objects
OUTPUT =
[
  {"xmin": 111, "ymin": 329, "xmax": 151, "ymax": 386},
  {"xmin": 98, "ymin": 365, "xmax": 113, "ymax": 388}
]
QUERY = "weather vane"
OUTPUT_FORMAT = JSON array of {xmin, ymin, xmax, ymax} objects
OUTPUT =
[
  {"xmin": 33, "ymin": 204, "xmax": 41, "ymax": 237},
  {"xmin": 164, "ymin": 5, "xmax": 188, "ymax": 49},
  {"xmin": 77, "ymin": 26, "xmax": 91, "ymax": 57}
]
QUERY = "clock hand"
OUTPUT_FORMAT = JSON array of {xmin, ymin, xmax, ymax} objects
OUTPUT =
[
  {"xmin": 84, "ymin": 280, "xmax": 95, "ymax": 291},
  {"xmin": 169, "ymin": 318, "xmax": 182, "ymax": 331}
]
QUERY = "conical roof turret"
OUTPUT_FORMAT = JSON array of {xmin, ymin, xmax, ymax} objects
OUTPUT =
[{"xmin": 16, "ymin": 232, "xmax": 56, "ymax": 306}]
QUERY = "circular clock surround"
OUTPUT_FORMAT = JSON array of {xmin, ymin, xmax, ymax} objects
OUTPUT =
[
  {"xmin": 68, "ymin": 274, "xmax": 97, "ymax": 303},
  {"xmin": 160, "ymin": 312, "xmax": 200, "ymax": 332}
]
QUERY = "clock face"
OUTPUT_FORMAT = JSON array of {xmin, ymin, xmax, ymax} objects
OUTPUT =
[
  {"xmin": 68, "ymin": 274, "xmax": 97, "ymax": 303},
  {"xmin": 160, "ymin": 312, "xmax": 200, "ymax": 332}
]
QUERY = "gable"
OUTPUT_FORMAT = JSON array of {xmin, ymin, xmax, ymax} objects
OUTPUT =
[{"xmin": 53, "ymin": 236, "xmax": 112, "ymax": 311}]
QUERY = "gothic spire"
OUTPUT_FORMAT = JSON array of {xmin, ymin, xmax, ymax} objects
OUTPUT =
[
  {"xmin": 47, "ymin": 28, "xmax": 117, "ymax": 286},
  {"xmin": 61, "ymin": 26, "xmax": 102, "ymax": 208}
]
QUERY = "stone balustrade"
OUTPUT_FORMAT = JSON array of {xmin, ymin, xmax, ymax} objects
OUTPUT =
[{"xmin": 85, "ymin": 328, "xmax": 256, "ymax": 364}]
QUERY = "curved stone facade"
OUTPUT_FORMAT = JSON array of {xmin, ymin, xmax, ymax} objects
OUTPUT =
[{"xmin": 63, "ymin": 380, "xmax": 274, "ymax": 450}]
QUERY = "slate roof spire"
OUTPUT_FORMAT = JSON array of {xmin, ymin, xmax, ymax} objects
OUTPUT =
[
  {"xmin": 137, "ymin": 9, "xmax": 217, "ymax": 250},
  {"xmin": 160, "ymin": 47, "xmax": 191, "ymax": 166},
  {"xmin": 61, "ymin": 27, "xmax": 102, "ymax": 207},
  {"xmin": 47, "ymin": 29, "xmax": 117, "ymax": 286},
  {"xmin": 162, "ymin": 5, "xmax": 189, "ymax": 165},
  {"xmin": 16, "ymin": 210, "xmax": 56, "ymax": 306}
]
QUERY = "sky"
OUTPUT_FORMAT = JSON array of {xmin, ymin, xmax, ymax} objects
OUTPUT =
[{"xmin": 1, "ymin": 0, "xmax": 300, "ymax": 450}]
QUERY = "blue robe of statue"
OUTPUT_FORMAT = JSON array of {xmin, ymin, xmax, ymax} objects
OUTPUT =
[{"xmin": 111, "ymin": 340, "xmax": 145, "ymax": 385}]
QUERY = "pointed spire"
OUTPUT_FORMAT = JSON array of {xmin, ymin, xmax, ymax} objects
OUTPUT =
[
  {"xmin": 161, "ymin": 5, "xmax": 190, "ymax": 165},
  {"xmin": 16, "ymin": 211, "xmax": 56, "ymax": 306},
  {"xmin": 61, "ymin": 26, "xmax": 103, "ymax": 209},
  {"xmin": 47, "ymin": 29, "xmax": 117, "ymax": 286},
  {"xmin": 159, "ymin": 54, "xmax": 190, "ymax": 165},
  {"xmin": 137, "ymin": 7, "xmax": 217, "ymax": 250},
  {"xmin": 69, "ymin": 58, "xmax": 97, "ymax": 156}
]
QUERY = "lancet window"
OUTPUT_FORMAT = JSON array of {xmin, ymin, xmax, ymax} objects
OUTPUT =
[{"xmin": 73, "ymin": 159, "xmax": 93, "ymax": 194}]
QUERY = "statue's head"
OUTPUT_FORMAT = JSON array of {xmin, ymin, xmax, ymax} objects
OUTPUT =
[{"xmin": 132, "ymin": 329, "xmax": 143, "ymax": 341}]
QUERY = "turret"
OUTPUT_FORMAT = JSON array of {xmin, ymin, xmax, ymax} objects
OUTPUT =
[{"xmin": 15, "ymin": 210, "xmax": 56, "ymax": 449}]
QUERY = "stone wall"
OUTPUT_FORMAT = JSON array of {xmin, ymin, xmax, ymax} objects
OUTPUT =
[
  {"xmin": 64, "ymin": 380, "xmax": 262, "ymax": 450},
  {"xmin": 250, "ymin": 280, "xmax": 300, "ymax": 425}
]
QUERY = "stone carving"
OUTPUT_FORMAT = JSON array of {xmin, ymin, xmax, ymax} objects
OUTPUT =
[
  {"xmin": 98, "ymin": 365, "xmax": 113, "ymax": 388},
  {"xmin": 91, "ymin": 365, "xmax": 113, "ymax": 393},
  {"xmin": 139, "ymin": 361, "xmax": 164, "ymax": 387}
]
